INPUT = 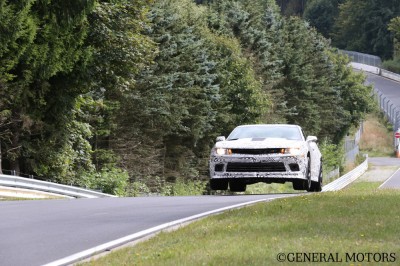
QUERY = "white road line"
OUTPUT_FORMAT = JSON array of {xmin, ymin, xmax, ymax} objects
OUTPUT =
[{"xmin": 379, "ymin": 167, "xmax": 400, "ymax": 188}]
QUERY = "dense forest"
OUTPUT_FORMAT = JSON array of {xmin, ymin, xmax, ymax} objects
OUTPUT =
[
  {"xmin": 0, "ymin": 0, "xmax": 389, "ymax": 195},
  {"xmin": 279, "ymin": 0, "xmax": 400, "ymax": 67}
]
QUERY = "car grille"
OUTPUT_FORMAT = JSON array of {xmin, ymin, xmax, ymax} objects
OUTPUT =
[
  {"xmin": 230, "ymin": 148, "xmax": 283, "ymax": 155},
  {"xmin": 226, "ymin": 162, "xmax": 286, "ymax": 172}
]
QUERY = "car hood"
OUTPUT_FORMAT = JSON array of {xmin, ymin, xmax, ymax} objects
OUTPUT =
[{"xmin": 214, "ymin": 138, "xmax": 305, "ymax": 149}]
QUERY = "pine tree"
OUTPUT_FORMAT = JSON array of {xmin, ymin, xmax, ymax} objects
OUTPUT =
[{"xmin": 0, "ymin": 0, "xmax": 95, "ymax": 176}]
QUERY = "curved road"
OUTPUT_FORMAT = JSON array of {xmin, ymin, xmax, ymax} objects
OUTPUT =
[
  {"xmin": 365, "ymin": 72, "xmax": 400, "ymax": 189},
  {"xmin": 365, "ymin": 72, "xmax": 400, "ymax": 107},
  {"xmin": 0, "ymin": 194, "xmax": 293, "ymax": 266}
]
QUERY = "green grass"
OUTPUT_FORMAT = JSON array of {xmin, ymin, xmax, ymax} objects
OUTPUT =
[
  {"xmin": 0, "ymin": 197, "xmax": 57, "ymax": 201},
  {"xmin": 81, "ymin": 182, "xmax": 400, "ymax": 266},
  {"xmin": 245, "ymin": 182, "xmax": 294, "ymax": 194}
]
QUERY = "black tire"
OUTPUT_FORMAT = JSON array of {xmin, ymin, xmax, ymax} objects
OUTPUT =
[
  {"xmin": 229, "ymin": 181, "xmax": 246, "ymax": 192},
  {"xmin": 210, "ymin": 179, "xmax": 228, "ymax": 190},
  {"xmin": 304, "ymin": 157, "xmax": 312, "ymax": 192},
  {"xmin": 310, "ymin": 164, "xmax": 323, "ymax": 192},
  {"xmin": 292, "ymin": 180, "xmax": 304, "ymax": 190}
]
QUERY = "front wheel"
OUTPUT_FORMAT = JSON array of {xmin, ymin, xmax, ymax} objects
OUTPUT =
[
  {"xmin": 292, "ymin": 157, "xmax": 311, "ymax": 191},
  {"xmin": 310, "ymin": 163, "xmax": 323, "ymax": 192},
  {"xmin": 304, "ymin": 157, "xmax": 312, "ymax": 192}
]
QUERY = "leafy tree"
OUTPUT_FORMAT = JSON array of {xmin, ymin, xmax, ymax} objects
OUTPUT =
[
  {"xmin": 389, "ymin": 17, "xmax": 400, "ymax": 58},
  {"xmin": 116, "ymin": 0, "xmax": 221, "ymax": 181},
  {"xmin": 30, "ymin": 97, "xmax": 94, "ymax": 184},
  {"xmin": 204, "ymin": 0, "xmax": 373, "ymax": 142},
  {"xmin": 278, "ymin": 17, "xmax": 325, "ymax": 134},
  {"xmin": 113, "ymin": 0, "xmax": 268, "ymax": 188},
  {"xmin": 83, "ymin": 0, "xmax": 155, "ymax": 174},
  {"xmin": 332, "ymin": 0, "xmax": 400, "ymax": 60},
  {"xmin": 0, "ymin": 0, "xmax": 374, "ymax": 193},
  {"xmin": 303, "ymin": 0, "xmax": 344, "ymax": 38},
  {"xmin": 278, "ymin": 16, "xmax": 373, "ymax": 141},
  {"xmin": 383, "ymin": 17, "xmax": 400, "ymax": 73},
  {"xmin": 206, "ymin": 0, "xmax": 289, "ymax": 123},
  {"xmin": 323, "ymin": 51, "xmax": 374, "ymax": 142},
  {"xmin": 0, "ymin": 0, "xmax": 95, "ymax": 177},
  {"xmin": 276, "ymin": 0, "xmax": 306, "ymax": 16}
]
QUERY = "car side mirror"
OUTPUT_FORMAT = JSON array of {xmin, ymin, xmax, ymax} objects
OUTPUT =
[
  {"xmin": 306, "ymin": 136, "xmax": 318, "ymax": 142},
  {"xmin": 216, "ymin": 136, "xmax": 226, "ymax": 142}
]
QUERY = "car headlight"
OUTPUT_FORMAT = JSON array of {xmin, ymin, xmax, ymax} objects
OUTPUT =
[
  {"xmin": 288, "ymin": 148, "xmax": 302, "ymax": 155},
  {"xmin": 215, "ymin": 148, "xmax": 232, "ymax": 155},
  {"xmin": 283, "ymin": 148, "xmax": 302, "ymax": 156}
]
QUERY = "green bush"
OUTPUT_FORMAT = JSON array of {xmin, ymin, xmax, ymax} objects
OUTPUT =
[
  {"xmin": 160, "ymin": 179, "xmax": 208, "ymax": 196},
  {"xmin": 319, "ymin": 138, "xmax": 344, "ymax": 176},
  {"xmin": 382, "ymin": 59, "xmax": 400, "ymax": 74},
  {"xmin": 79, "ymin": 168, "xmax": 129, "ymax": 196},
  {"xmin": 128, "ymin": 181, "xmax": 151, "ymax": 197}
]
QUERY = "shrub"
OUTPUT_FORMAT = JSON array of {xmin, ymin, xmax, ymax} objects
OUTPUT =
[
  {"xmin": 79, "ymin": 168, "xmax": 129, "ymax": 196},
  {"xmin": 382, "ymin": 59, "xmax": 400, "ymax": 74}
]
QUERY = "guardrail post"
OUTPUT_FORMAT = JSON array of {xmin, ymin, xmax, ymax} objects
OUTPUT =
[
  {"xmin": 382, "ymin": 97, "xmax": 387, "ymax": 114},
  {"xmin": 11, "ymin": 170, "xmax": 16, "ymax": 176},
  {"xmin": 390, "ymin": 103, "xmax": 394, "ymax": 121},
  {"xmin": 391, "ymin": 106, "xmax": 396, "ymax": 125},
  {"xmin": 385, "ymin": 98, "xmax": 390, "ymax": 117}
]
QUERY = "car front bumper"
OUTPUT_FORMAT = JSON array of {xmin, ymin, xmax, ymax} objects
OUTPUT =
[{"xmin": 209, "ymin": 154, "xmax": 307, "ymax": 181}]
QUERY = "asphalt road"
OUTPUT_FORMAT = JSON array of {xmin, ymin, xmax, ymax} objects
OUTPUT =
[
  {"xmin": 0, "ymin": 194, "xmax": 293, "ymax": 266},
  {"xmin": 364, "ymin": 72, "xmax": 400, "ymax": 189},
  {"xmin": 369, "ymin": 157, "xmax": 400, "ymax": 189},
  {"xmin": 380, "ymin": 170, "xmax": 400, "ymax": 188},
  {"xmin": 365, "ymin": 72, "xmax": 400, "ymax": 107},
  {"xmin": 364, "ymin": 72, "xmax": 400, "ymax": 107}
]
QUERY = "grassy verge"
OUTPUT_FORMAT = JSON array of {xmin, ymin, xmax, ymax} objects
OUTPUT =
[
  {"xmin": 81, "ymin": 182, "xmax": 400, "ymax": 266},
  {"xmin": 245, "ymin": 182, "xmax": 294, "ymax": 194},
  {"xmin": 0, "ymin": 197, "xmax": 29, "ymax": 201},
  {"xmin": 359, "ymin": 113, "xmax": 394, "ymax": 157},
  {"xmin": 0, "ymin": 196, "xmax": 60, "ymax": 201}
]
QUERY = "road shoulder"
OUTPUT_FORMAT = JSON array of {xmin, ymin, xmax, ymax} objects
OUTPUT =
[{"xmin": 357, "ymin": 157, "xmax": 400, "ymax": 187}]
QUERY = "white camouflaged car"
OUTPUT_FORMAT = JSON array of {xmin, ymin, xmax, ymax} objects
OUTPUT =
[{"xmin": 209, "ymin": 124, "xmax": 323, "ymax": 192}]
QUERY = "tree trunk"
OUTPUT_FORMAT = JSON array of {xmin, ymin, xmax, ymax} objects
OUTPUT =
[
  {"xmin": 9, "ymin": 119, "xmax": 21, "ymax": 175},
  {"xmin": 10, "ymin": 159, "xmax": 20, "ymax": 176}
]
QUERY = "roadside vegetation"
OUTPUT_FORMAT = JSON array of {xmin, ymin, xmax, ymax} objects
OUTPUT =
[
  {"xmin": 359, "ymin": 113, "xmax": 394, "ymax": 157},
  {"xmin": 0, "ymin": 197, "xmax": 30, "ymax": 201},
  {"xmin": 0, "ymin": 0, "xmax": 374, "ymax": 196},
  {"xmin": 81, "ymin": 182, "xmax": 400, "ymax": 266}
]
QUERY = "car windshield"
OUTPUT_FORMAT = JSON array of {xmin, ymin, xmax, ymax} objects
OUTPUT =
[{"xmin": 227, "ymin": 125, "xmax": 303, "ymax": 141}]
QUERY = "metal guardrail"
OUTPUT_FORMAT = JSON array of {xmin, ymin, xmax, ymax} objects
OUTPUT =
[
  {"xmin": 0, "ymin": 174, "xmax": 117, "ymax": 198},
  {"xmin": 346, "ymin": 51, "xmax": 400, "ymax": 155},
  {"xmin": 322, "ymin": 156, "xmax": 368, "ymax": 192},
  {"xmin": 341, "ymin": 50, "xmax": 382, "ymax": 67},
  {"xmin": 381, "ymin": 69, "xmax": 400, "ymax": 83}
]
